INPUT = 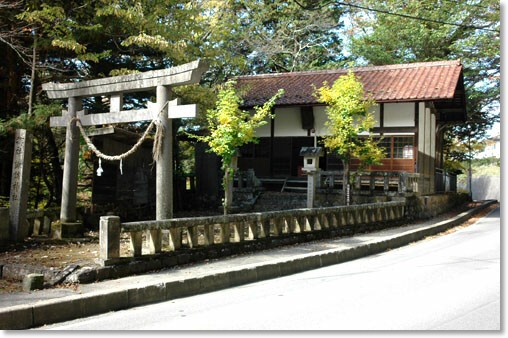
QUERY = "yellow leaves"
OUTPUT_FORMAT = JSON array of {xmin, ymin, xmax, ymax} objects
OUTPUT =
[
  {"xmin": 315, "ymin": 70, "xmax": 382, "ymax": 167},
  {"xmin": 218, "ymin": 113, "xmax": 232, "ymax": 125},
  {"xmin": 121, "ymin": 33, "xmax": 170, "ymax": 51},
  {"xmin": 108, "ymin": 68, "xmax": 141, "ymax": 77},
  {"xmin": 17, "ymin": 4, "xmax": 65, "ymax": 25},
  {"xmin": 97, "ymin": 2, "xmax": 144, "ymax": 23},
  {"xmin": 194, "ymin": 80, "xmax": 283, "ymax": 164},
  {"xmin": 51, "ymin": 38, "xmax": 87, "ymax": 54}
]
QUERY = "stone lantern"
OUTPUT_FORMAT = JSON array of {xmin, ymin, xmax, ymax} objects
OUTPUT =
[
  {"xmin": 299, "ymin": 147, "xmax": 324, "ymax": 208},
  {"xmin": 300, "ymin": 147, "xmax": 323, "ymax": 173}
]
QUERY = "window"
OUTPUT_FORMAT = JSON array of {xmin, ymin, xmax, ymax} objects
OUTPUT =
[
  {"xmin": 393, "ymin": 136, "xmax": 414, "ymax": 159},
  {"xmin": 372, "ymin": 136, "xmax": 414, "ymax": 159},
  {"xmin": 377, "ymin": 137, "xmax": 392, "ymax": 158}
]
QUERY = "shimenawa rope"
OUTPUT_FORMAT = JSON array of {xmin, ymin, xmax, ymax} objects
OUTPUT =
[{"xmin": 70, "ymin": 100, "xmax": 169, "ymax": 175}]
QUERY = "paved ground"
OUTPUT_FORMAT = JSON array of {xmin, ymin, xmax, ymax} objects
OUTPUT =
[{"xmin": 0, "ymin": 200, "xmax": 498, "ymax": 329}]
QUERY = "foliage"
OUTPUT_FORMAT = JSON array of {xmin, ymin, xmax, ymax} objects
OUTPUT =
[
  {"xmin": 315, "ymin": 71, "xmax": 384, "ymax": 166},
  {"xmin": 0, "ymin": 104, "xmax": 61, "ymax": 136},
  {"xmin": 314, "ymin": 70, "xmax": 384, "ymax": 204},
  {"xmin": 0, "ymin": 103, "xmax": 66, "ymax": 208},
  {"xmin": 192, "ymin": 80, "xmax": 284, "ymax": 213},
  {"xmin": 456, "ymin": 157, "xmax": 500, "ymax": 192},
  {"xmin": 0, "ymin": 0, "xmax": 501, "ymax": 211},
  {"xmin": 199, "ymin": 0, "xmax": 347, "ymax": 74},
  {"xmin": 443, "ymin": 129, "xmax": 486, "ymax": 173},
  {"xmin": 471, "ymin": 157, "xmax": 500, "ymax": 168},
  {"xmin": 198, "ymin": 80, "xmax": 284, "ymax": 168},
  {"xmin": 347, "ymin": 0, "xmax": 500, "ymax": 164}
]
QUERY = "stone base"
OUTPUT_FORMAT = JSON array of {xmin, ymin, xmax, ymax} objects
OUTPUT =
[
  {"xmin": 52, "ymin": 222, "xmax": 84, "ymax": 239},
  {"xmin": 22, "ymin": 273, "xmax": 44, "ymax": 291}
]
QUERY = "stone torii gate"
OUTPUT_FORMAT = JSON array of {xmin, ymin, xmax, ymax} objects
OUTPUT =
[{"xmin": 43, "ymin": 60, "xmax": 208, "ymax": 251}]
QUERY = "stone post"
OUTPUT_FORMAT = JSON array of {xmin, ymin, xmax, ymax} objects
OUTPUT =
[
  {"xmin": 99, "ymin": 215, "xmax": 120, "ymax": 261},
  {"xmin": 22, "ymin": 273, "xmax": 44, "ymax": 291},
  {"xmin": 149, "ymin": 85, "xmax": 172, "ymax": 254},
  {"xmin": 306, "ymin": 170, "xmax": 319, "ymax": 208},
  {"xmin": 130, "ymin": 232, "xmax": 142, "ymax": 257},
  {"xmin": 9, "ymin": 129, "xmax": 32, "ymax": 242},
  {"xmin": 60, "ymin": 97, "xmax": 82, "ymax": 223},
  {"xmin": 300, "ymin": 147, "xmax": 323, "ymax": 209}
]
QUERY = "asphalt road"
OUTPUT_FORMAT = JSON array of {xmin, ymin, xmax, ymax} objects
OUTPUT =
[{"xmin": 42, "ymin": 207, "xmax": 501, "ymax": 330}]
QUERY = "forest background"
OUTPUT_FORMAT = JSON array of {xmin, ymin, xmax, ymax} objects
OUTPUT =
[{"xmin": 0, "ymin": 0, "xmax": 500, "ymax": 209}]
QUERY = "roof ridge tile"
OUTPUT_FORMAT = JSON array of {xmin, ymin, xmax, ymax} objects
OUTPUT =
[{"xmin": 236, "ymin": 60, "xmax": 461, "ymax": 80}]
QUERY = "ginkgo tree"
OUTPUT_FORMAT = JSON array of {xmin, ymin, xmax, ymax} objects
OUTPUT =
[
  {"xmin": 195, "ymin": 80, "xmax": 284, "ymax": 214},
  {"xmin": 315, "ymin": 70, "xmax": 384, "ymax": 205}
]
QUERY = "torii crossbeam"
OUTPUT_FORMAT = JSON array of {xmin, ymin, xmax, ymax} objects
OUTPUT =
[{"xmin": 42, "ymin": 60, "xmax": 208, "ymax": 250}]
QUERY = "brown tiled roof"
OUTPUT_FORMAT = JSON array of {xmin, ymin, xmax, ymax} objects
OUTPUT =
[{"xmin": 236, "ymin": 60, "xmax": 464, "ymax": 107}]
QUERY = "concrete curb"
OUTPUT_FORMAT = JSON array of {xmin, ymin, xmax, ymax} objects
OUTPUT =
[{"xmin": 0, "ymin": 200, "xmax": 496, "ymax": 329}]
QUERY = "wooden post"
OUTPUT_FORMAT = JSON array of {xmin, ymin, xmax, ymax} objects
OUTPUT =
[
  {"xmin": 384, "ymin": 173, "xmax": 389, "ymax": 193},
  {"xmin": 370, "ymin": 173, "xmax": 375, "ymax": 195}
]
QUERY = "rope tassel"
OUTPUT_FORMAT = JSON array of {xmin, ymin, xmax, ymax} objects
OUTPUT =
[{"xmin": 97, "ymin": 158, "xmax": 103, "ymax": 177}]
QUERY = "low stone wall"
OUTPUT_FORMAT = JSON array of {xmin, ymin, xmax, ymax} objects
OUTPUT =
[
  {"xmin": 402, "ymin": 193, "xmax": 470, "ymax": 220},
  {"xmin": 99, "ymin": 201, "xmax": 406, "ymax": 265},
  {"xmin": 0, "ymin": 207, "xmax": 61, "ymax": 244},
  {"xmin": 26, "ymin": 208, "xmax": 60, "ymax": 237}
]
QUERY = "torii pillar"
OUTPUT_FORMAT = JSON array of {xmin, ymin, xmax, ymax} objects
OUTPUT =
[
  {"xmin": 43, "ymin": 60, "xmax": 208, "ymax": 244},
  {"xmin": 60, "ymin": 97, "xmax": 82, "ymax": 224},
  {"xmin": 148, "ymin": 85, "xmax": 172, "ymax": 252}
]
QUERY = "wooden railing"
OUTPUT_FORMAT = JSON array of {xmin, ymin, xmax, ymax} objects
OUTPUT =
[
  {"xmin": 317, "ymin": 171, "xmax": 421, "ymax": 194},
  {"xmin": 99, "ymin": 201, "xmax": 406, "ymax": 262},
  {"xmin": 435, "ymin": 169, "xmax": 457, "ymax": 193}
]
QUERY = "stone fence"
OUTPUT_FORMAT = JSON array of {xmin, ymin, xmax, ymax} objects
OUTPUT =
[
  {"xmin": 26, "ymin": 208, "xmax": 60, "ymax": 237},
  {"xmin": 0, "ymin": 207, "xmax": 59, "ymax": 242},
  {"xmin": 99, "ymin": 201, "xmax": 406, "ymax": 263}
]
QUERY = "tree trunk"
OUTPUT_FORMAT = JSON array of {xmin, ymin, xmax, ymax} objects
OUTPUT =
[
  {"xmin": 223, "ymin": 166, "xmax": 232, "ymax": 215},
  {"xmin": 342, "ymin": 159, "xmax": 350, "ymax": 206},
  {"xmin": 223, "ymin": 155, "xmax": 239, "ymax": 215},
  {"xmin": 45, "ymin": 126, "xmax": 63, "ymax": 205}
]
